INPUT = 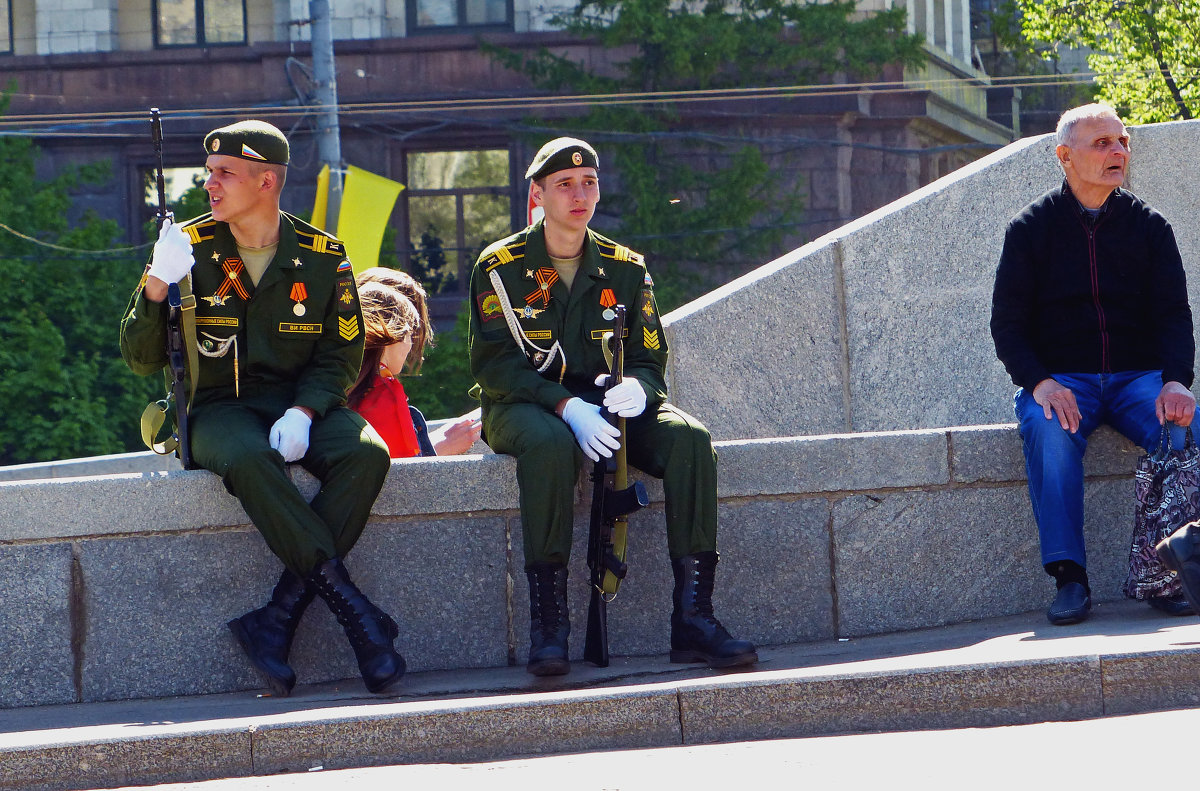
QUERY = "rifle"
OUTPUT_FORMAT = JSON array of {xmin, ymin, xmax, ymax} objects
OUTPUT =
[
  {"xmin": 152, "ymin": 108, "xmax": 196, "ymax": 470},
  {"xmin": 584, "ymin": 304, "xmax": 649, "ymax": 668}
]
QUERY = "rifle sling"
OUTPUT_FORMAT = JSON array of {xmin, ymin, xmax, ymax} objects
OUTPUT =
[{"xmin": 139, "ymin": 275, "xmax": 200, "ymax": 456}]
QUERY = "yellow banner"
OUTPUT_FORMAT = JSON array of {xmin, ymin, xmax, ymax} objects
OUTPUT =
[
  {"xmin": 311, "ymin": 164, "xmax": 330, "ymax": 231},
  {"xmin": 337, "ymin": 165, "xmax": 405, "ymax": 273}
]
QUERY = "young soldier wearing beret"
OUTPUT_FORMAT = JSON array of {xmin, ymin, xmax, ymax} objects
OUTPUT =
[
  {"xmin": 120, "ymin": 120, "xmax": 405, "ymax": 695},
  {"xmin": 468, "ymin": 137, "xmax": 758, "ymax": 675}
]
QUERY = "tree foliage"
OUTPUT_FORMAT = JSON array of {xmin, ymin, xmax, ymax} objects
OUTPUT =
[
  {"xmin": 0, "ymin": 114, "xmax": 159, "ymax": 464},
  {"xmin": 486, "ymin": 0, "xmax": 924, "ymax": 311},
  {"xmin": 1017, "ymin": 0, "xmax": 1200, "ymax": 123}
]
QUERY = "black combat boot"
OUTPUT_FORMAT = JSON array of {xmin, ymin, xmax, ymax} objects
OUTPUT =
[
  {"xmin": 227, "ymin": 568, "xmax": 315, "ymax": 696},
  {"xmin": 307, "ymin": 557, "xmax": 406, "ymax": 694},
  {"xmin": 670, "ymin": 552, "xmax": 758, "ymax": 669},
  {"xmin": 526, "ymin": 563, "xmax": 570, "ymax": 676}
]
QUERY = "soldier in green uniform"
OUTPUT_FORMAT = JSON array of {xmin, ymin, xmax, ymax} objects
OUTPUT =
[
  {"xmin": 120, "ymin": 120, "xmax": 405, "ymax": 696},
  {"xmin": 468, "ymin": 137, "xmax": 758, "ymax": 676}
]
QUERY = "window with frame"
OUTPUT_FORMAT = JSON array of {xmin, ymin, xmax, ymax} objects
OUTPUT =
[
  {"xmin": 1, "ymin": 0, "xmax": 11, "ymax": 55},
  {"xmin": 404, "ymin": 149, "xmax": 512, "ymax": 294},
  {"xmin": 141, "ymin": 166, "xmax": 209, "ymax": 230},
  {"xmin": 409, "ymin": 0, "xmax": 513, "ymax": 33},
  {"xmin": 153, "ymin": 0, "xmax": 246, "ymax": 47}
]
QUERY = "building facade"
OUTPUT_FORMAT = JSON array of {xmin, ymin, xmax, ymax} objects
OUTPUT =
[{"xmin": 2, "ymin": 0, "xmax": 1015, "ymax": 302}]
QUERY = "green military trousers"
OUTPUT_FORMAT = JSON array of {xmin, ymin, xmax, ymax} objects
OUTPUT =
[
  {"xmin": 190, "ymin": 395, "xmax": 391, "ymax": 577},
  {"xmin": 484, "ymin": 400, "xmax": 718, "ymax": 568}
]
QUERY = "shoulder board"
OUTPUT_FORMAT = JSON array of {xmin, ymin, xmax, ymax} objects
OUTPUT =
[
  {"xmin": 481, "ymin": 238, "xmax": 527, "ymax": 272},
  {"xmin": 181, "ymin": 219, "xmax": 217, "ymax": 246},
  {"xmin": 594, "ymin": 236, "xmax": 645, "ymax": 266},
  {"xmin": 295, "ymin": 227, "xmax": 346, "ymax": 256}
]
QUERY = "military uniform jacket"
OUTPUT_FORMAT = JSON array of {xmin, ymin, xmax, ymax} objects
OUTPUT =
[
  {"xmin": 120, "ymin": 212, "xmax": 364, "ymax": 416},
  {"xmin": 468, "ymin": 220, "xmax": 669, "ymax": 413}
]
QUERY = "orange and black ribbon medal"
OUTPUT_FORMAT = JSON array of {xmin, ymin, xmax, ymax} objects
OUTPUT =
[
  {"xmin": 290, "ymin": 282, "xmax": 308, "ymax": 316},
  {"xmin": 526, "ymin": 267, "xmax": 559, "ymax": 307},
  {"xmin": 216, "ymin": 258, "xmax": 251, "ymax": 301}
]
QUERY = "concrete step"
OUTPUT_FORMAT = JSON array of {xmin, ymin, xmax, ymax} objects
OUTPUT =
[{"xmin": 5, "ymin": 598, "xmax": 1200, "ymax": 791}]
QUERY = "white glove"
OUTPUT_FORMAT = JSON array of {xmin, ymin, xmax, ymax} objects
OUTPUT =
[
  {"xmin": 595, "ymin": 374, "xmax": 647, "ymax": 418},
  {"xmin": 147, "ymin": 218, "xmax": 196, "ymax": 285},
  {"xmin": 561, "ymin": 397, "xmax": 621, "ymax": 462},
  {"xmin": 270, "ymin": 408, "xmax": 312, "ymax": 462}
]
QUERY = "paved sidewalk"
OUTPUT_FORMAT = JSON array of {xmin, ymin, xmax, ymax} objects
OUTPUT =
[{"xmin": 5, "ymin": 598, "xmax": 1200, "ymax": 790}]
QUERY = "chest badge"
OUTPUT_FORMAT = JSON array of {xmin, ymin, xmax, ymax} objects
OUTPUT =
[
  {"xmin": 526, "ymin": 268, "xmax": 559, "ymax": 307},
  {"xmin": 217, "ymin": 258, "xmax": 251, "ymax": 301},
  {"xmin": 202, "ymin": 294, "xmax": 230, "ymax": 307},
  {"xmin": 290, "ymin": 282, "xmax": 308, "ymax": 317},
  {"xmin": 521, "ymin": 305, "xmax": 546, "ymax": 320}
]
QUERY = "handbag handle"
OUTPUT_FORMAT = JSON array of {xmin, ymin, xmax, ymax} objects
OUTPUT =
[{"xmin": 1156, "ymin": 421, "xmax": 1195, "ymax": 457}]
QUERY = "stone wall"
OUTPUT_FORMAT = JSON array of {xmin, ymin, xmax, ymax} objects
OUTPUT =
[
  {"xmin": 664, "ymin": 120, "xmax": 1200, "ymax": 440},
  {"xmin": 0, "ymin": 425, "xmax": 1145, "ymax": 710}
]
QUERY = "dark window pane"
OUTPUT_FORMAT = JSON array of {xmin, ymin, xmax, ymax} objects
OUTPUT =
[
  {"xmin": 408, "ymin": 150, "xmax": 509, "ymax": 190},
  {"xmin": 465, "ymin": 0, "xmax": 507, "ymax": 26},
  {"xmin": 414, "ymin": 0, "xmax": 456, "ymax": 27},
  {"xmin": 463, "ymin": 193, "xmax": 511, "ymax": 251},
  {"xmin": 409, "ymin": 195, "xmax": 460, "ymax": 274},
  {"xmin": 0, "ymin": 0, "xmax": 11, "ymax": 54},
  {"xmin": 158, "ymin": 0, "xmax": 198, "ymax": 45},
  {"xmin": 204, "ymin": 0, "xmax": 246, "ymax": 44}
]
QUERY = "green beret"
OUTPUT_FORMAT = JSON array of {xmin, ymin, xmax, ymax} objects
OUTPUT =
[
  {"xmin": 524, "ymin": 137, "xmax": 598, "ymax": 180},
  {"xmin": 203, "ymin": 120, "xmax": 289, "ymax": 166}
]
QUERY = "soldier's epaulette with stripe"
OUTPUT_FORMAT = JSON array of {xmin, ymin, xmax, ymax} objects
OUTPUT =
[
  {"xmin": 295, "ymin": 227, "xmax": 345, "ymax": 256},
  {"xmin": 594, "ymin": 235, "xmax": 645, "ymax": 267},
  {"xmin": 481, "ymin": 237, "xmax": 527, "ymax": 272},
  {"xmin": 181, "ymin": 216, "xmax": 218, "ymax": 246}
]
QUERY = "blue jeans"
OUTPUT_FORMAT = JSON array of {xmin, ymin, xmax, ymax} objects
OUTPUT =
[{"xmin": 1015, "ymin": 370, "xmax": 1183, "ymax": 569}]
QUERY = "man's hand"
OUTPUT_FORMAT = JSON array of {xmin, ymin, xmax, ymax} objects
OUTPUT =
[
  {"xmin": 1032, "ymin": 377, "xmax": 1082, "ymax": 433},
  {"xmin": 269, "ymin": 407, "xmax": 312, "ymax": 462},
  {"xmin": 145, "ymin": 218, "xmax": 196, "ymax": 301},
  {"xmin": 595, "ymin": 374, "xmax": 647, "ymax": 418},
  {"xmin": 431, "ymin": 413, "xmax": 483, "ymax": 456},
  {"xmin": 1157, "ymin": 380, "xmax": 1196, "ymax": 427},
  {"xmin": 560, "ymin": 397, "xmax": 622, "ymax": 461}
]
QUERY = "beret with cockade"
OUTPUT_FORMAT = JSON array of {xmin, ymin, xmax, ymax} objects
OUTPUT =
[
  {"xmin": 203, "ymin": 120, "xmax": 290, "ymax": 166},
  {"xmin": 524, "ymin": 137, "xmax": 598, "ymax": 181}
]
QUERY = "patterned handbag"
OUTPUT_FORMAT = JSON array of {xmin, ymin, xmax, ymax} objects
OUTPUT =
[{"xmin": 1123, "ymin": 425, "xmax": 1200, "ymax": 600}]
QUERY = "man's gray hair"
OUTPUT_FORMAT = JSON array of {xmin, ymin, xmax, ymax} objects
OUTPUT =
[{"xmin": 1056, "ymin": 103, "xmax": 1123, "ymax": 147}]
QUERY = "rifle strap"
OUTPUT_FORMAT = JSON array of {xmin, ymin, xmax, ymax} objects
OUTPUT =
[
  {"xmin": 139, "ymin": 274, "xmax": 199, "ymax": 456},
  {"xmin": 179, "ymin": 274, "xmax": 199, "ymax": 408}
]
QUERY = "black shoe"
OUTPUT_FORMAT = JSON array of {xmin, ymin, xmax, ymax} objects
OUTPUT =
[
  {"xmin": 670, "ymin": 552, "xmax": 758, "ymax": 669},
  {"xmin": 1148, "ymin": 594, "xmax": 1193, "ymax": 616},
  {"xmin": 307, "ymin": 557, "xmax": 406, "ymax": 694},
  {"xmin": 1047, "ymin": 582, "xmax": 1091, "ymax": 625},
  {"xmin": 1157, "ymin": 523, "xmax": 1200, "ymax": 617},
  {"xmin": 227, "ymin": 568, "xmax": 314, "ymax": 697},
  {"xmin": 526, "ymin": 563, "xmax": 570, "ymax": 677}
]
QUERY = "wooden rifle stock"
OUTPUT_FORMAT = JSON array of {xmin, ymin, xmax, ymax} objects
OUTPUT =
[{"xmin": 584, "ymin": 305, "xmax": 649, "ymax": 667}]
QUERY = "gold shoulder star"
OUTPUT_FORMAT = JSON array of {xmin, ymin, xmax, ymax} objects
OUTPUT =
[
  {"xmin": 293, "ymin": 257, "xmax": 303, "ymax": 267},
  {"xmin": 525, "ymin": 269, "xmax": 535, "ymax": 278},
  {"xmin": 211, "ymin": 251, "xmax": 221, "ymax": 262},
  {"xmin": 597, "ymin": 267, "xmax": 606, "ymax": 277}
]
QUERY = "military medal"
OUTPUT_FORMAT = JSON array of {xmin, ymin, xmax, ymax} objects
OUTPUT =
[
  {"xmin": 290, "ymin": 282, "xmax": 308, "ymax": 317},
  {"xmin": 602, "ymin": 308, "xmax": 616, "ymax": 321}
]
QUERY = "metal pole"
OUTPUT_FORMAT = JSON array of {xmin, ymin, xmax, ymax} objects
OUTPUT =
[{"xmin": 310, "ymin": 0, "xmax": 343, "ymax": 233}]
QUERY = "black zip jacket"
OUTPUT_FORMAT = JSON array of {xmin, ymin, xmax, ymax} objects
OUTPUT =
[{"xmin": 991, "ymin": 181, "xmax": 1194, "ymax": 392}]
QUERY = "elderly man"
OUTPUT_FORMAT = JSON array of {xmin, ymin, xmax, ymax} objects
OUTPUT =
[
  {"xmin": 468, "ymin": 137, "xmax": 757, "ymax": 675},
  {"xmin": 991, "ymin": 103, "xmax": 1196, "ymax": 625},
  {"xmin": 120, "ymin": 120, "xmax": 404, "ymax": 695}
]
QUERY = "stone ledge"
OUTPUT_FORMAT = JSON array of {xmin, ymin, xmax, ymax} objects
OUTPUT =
[{"xmin": 0, "ymin": 424, "xmax": 1148, "ymax": 709}]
